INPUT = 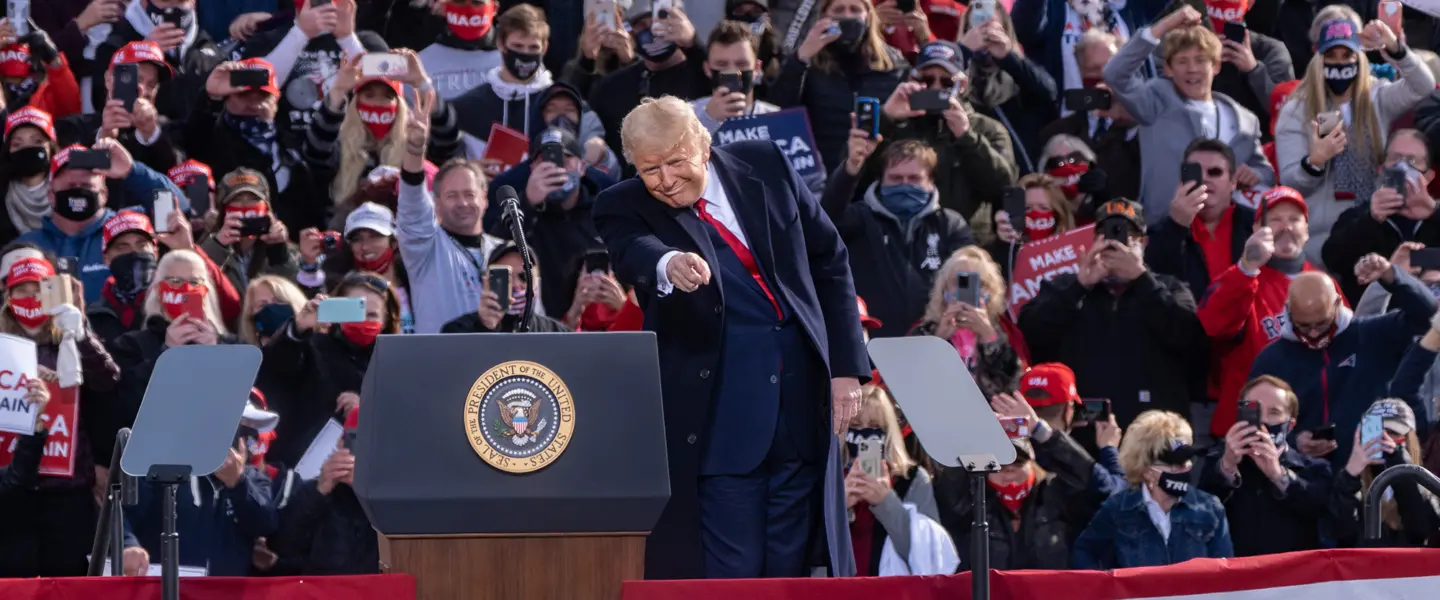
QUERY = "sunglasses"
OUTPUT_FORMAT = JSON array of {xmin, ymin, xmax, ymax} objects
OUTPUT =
[
  {"xmin": 341, "ymin": 273, "xmax": 390, "ymax": 294},
  {"xmin": 914, "ymin": 76, "xmax": 952, "ymax": 88}
]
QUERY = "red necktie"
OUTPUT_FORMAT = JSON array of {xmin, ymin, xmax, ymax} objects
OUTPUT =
[{"xmin": 695, "ymin": 198, "xmax": 783, "ymax": 319}]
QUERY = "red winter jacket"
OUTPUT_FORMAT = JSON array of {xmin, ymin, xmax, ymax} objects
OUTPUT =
[{"xmin": 1197, "ymin": 262, "xmax": 1344, "ymax": 437}]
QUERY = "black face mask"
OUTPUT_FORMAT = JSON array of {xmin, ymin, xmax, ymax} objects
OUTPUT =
[
  {"xmin": 1265, "ymin": 422, "xmax": 1291, "ymax": 449},
  {"xmin": 109, "ymin": 251, "xmax": 157, "ymax": 306},
  {"xmin": 1324, "ymin": 61, "xmax": 1358, "ymax": 96},
  {"xmin": 502, "ymin": 49, "xmax": 541, "ymax": 80},
  {"xmin": 53, "ymin": 187, "xmax": 102, "ymax": 221},
  {"xmin": 253, "ymin": 303, "xmax": 296, "ymax": 338},
  {"xmin": 1154, "ymin": 470, "xmax": 1191, "ymax": 500},
  {"xmin": 8, "ymin": 146, "xmax": 49, "ymax": 178},
  {"xmin": 146, "ymin": 4, "xmax": 195, "ymax": 31},
  {"xmin": 833, "ymin": 18, "xmax": 867, "ymax": 49}
]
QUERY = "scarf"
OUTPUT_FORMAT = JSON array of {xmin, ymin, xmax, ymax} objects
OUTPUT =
[
  {"xmin": 1266, "ymin": 254, "xmax": 1306, "ymax": 275},
  {"xmin": 223, "ymin": 112, "xmax": 278, "ymax": 154},
  {"xmin": 1329, "ymin": 115, "xmax": 1377, "ymax": 202},
  {"xmin": 6, "ymin": 179, "xmax": 49, "ymax": 233},
  {"xmin": 949, "ymin": 327, "xmax": 978, "ymax": 368}
]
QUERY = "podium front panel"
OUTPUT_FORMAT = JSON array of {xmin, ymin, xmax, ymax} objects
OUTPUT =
[{"xmin": 353, "ymin": 332, "xmax": 670, "ymax": 536}]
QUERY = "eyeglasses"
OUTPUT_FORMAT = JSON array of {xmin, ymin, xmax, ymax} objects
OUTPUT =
[
  {"xmin": 163, "ymin": 276, "xmax": 203, "ymax": 286},
  {"xmin": 1388, "ymin": 155, "xmax": 1428, "ymax": 170}
]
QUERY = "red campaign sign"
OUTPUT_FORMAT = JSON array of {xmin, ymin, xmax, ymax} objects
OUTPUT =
[
  {"xmin": 1008, "ymin": 225, "xmax": 1095, "ymax": 315},
  {"xmin": 0, "ymin": 381, "xmax": 78, "ymax": 478}
]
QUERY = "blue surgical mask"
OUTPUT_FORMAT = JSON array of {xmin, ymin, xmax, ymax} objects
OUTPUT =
[
  {"xmin": 545, "ymin": 171, "xmax": 581, "ymax": 203},
  {"xmin": 878, "ymin": 184, "xmax": 931, "ymax": 220},
  {"xmin": 253, "ymin": 303, "xmax": 295, "ymax": 339}
]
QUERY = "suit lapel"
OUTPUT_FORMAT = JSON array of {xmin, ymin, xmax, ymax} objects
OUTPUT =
[
  {"xmin": 710, "ymin": 150, "xmax": 778, "ymax": 287},
  {"xmin": 666, "ymin": 202, "xmax": 723, "ymax": 299}
]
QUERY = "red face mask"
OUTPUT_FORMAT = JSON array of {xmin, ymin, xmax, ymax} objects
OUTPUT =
[
  {"xmin": 354, "ymin": 246, "xmax": 395, "ymax": 273},
  {"xmin": 357, "ymin": 101, "xmax": 398, "ymax": 140},
  {"xmin": 1205, "ymin": 0, "xmax": 1249, "ymax": 33},
  {"xmin": 1081, "ymin": 76, "xmax": 1103, "ymax": 89},
  {"xmin": 341, "ymin": 320, "xmax": 384, "ymax": 346},
  {"xmin": 9, "ymin": 296, "xmax": 47, "ymax": 329},
  {"xmin": 987, "ymin": 469, "xmax": 1036, "ymax": 514},
  {"xmin": 1047, "ymin": 162, "xmax": 1089, "ymax": 198},
  {"xmin": 1025, "ymin": 209, "xmax": 1057, "ymax": 239},
  {"xmin": 580, "ymin": 302, "xmax": 621, "ymax": 331},
  {"xmin": 1295, "ymin": 322, "xmax": 1337, "ymax": 350},
  {"xmin": 158, "ymin": 280, "xmax": 206, "ymax": 320},
  {"xmin": 445, "ymin": 2, "xmax": 497, "ymax": 41}
]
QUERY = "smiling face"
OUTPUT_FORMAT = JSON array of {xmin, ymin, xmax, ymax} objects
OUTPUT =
[
  {"xmin": 1167, "ymin": 46, "xmax": 1219, "ymax": 100},
  {"xmin": 1265, "ymin": 202, "xmax": 1308, "ymax": 259},
  {"xmin": 633, "ymin": 137, "xmax": 709, "ymax": 209},
  {"xmin": 348, "ymin": 229, "xmax": 393, "ymax": 264}
]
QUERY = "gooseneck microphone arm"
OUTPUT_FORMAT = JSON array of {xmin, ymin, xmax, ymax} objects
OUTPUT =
[{"xmin": 497, "ymin": 185, "xmax": 535, "ymax": 333}]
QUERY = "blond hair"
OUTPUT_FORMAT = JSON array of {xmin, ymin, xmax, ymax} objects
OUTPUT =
[
  {"xmin": 1360, "ymin": 430, "xmax": 1435, "ymax": 531},
  {"xmin": 619, "ymin": 95, "xmax": 712, "ymax": 164},
  {"xmin": 1291, "ymin": 6, "xmax": 1383, "ymax": 164},
  {"xmin": 809, "ymin": 0, "xmax": 896, "ymax": 74},
  {"xmin": 923, "ymin": 246, "xmax": 1007, "ymax": 324},
  {"xmin": 1160, "ymin": 25, "xmax": 1222, "ymax": 65},
  {"xmin": 142, "ymin": 250, "xmax": 229, "ymax": 335},
  {"xmin": 238, "ymin": 275, "xmax": 307, "ymax": 346},
  {"xmin": 332, "ymin": 89, "xmax": 411, "ymax": 207},
  {"xmin": 1016, "ymin": 173, "xmax": 1076, "ymax": 233},
  {"xmin": 843, "ymin": 385, "xmax": 917, "ymax": 475},
  {"xmin": 1118, "ymin": 410, "xmax": 1193, "ymax": 485}
]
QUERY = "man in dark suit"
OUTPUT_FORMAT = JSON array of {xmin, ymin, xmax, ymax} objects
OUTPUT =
[{"xmin": 593, "ymin": 96, "xmax": 868, "ymax": 580}]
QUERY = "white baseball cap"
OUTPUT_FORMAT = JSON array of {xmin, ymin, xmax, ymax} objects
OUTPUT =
[{"xmin": 344, "ymin": 202, "xmax": 396, "ymax": 238}]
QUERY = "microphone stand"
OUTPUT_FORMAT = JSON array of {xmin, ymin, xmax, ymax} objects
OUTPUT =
[{"xmin": 502, "ymin": 199, "xmax": 536, "ymax": 333}]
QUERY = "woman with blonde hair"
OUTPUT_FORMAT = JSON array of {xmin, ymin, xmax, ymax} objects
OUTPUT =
[
  {"xmin": 1072, "ymin": 410, "xmax": 1233, "ymax": 568},
  {"xmin": 239, "ymin": 275, "xmax": 308, "ymax": 347},
  {"xmin": 305, "ymin": 49, "xmax": 462, "ymax": 208},
  {"xmin": 908, "ymin": 246, "xmax": 1025, "ymax": 394},
  {"xmin": 771, "ymin": 0, "xmax": 907, "ymax": 175},
  {"xmin": 958, "ymin": 0, "xmax": 1059, "ymax": 173},
  {"xmin": 843, "ymin": 384, "xmax": 954, "ymax": 576},
  {"xmin": 1330, "ymin": 398, "xmax": 1440, "ymax": 547},
  {"xmin": 1275, "ymin": 6, "xmax": 1433, "ymax": 266},
  {"xmin": 990, "ymin": 172, "xmax": 1079, "ymax": 280}
]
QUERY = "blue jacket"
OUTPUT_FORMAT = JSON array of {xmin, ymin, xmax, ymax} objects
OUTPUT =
[
  {"xmin": 123, "ymin": 468, "xmax": 279, "ymax": 577},
  {"xmin": 1248, "ymin": 268, "xmax": 1436, "ymax": 465},
  {"xmin": 1072, "ymin": 485, "xmax": 1233, "ymax": 569},
  {"xmin": 17, "ymin": 164, "xmax": 184, "ymax": 303}
]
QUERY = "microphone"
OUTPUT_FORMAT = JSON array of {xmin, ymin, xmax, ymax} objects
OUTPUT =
[
  {"xmin": 495, "ymin": 185, "xmax": 535, "ymax": 332},
  {"xmin": 498, "ymin": 185, "xmax": 522, "ymax": 229}
]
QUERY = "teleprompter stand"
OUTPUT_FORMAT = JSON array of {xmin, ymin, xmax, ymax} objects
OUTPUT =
[
  {"xmin": 121, "ymin": 346, "xmax": 263, "ymax": 600},
  {"xmin": 868, "ymin": 336, "xmax": 1018, "ymax": 600}
]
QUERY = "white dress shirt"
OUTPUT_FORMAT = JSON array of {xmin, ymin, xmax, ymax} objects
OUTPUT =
[
  {"xmin": 1140, "ymin": 484, "xmax": 1173, "ymax": 542},
  {"xmin": 655, "ymin": 163, "xmax": 747, "ymax": 294}
]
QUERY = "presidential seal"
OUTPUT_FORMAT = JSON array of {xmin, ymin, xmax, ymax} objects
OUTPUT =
[{"xmin": 463, "ymin": 361, "xmax": 575, "ymax": 474}]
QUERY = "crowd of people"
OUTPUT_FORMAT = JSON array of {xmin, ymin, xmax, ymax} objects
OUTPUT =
[{"xmin": 0, "ymin": 0, "xmax": 1437, "ymax": 582}]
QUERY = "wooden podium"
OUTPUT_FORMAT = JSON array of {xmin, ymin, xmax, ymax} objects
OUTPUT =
[
  {"xmin": 378, "ymin": 533, "xmax": 646, "ymax": 600},
  {"xmin": 351, "ymin": 333, "xmax": 670, "ymax": 600}
]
